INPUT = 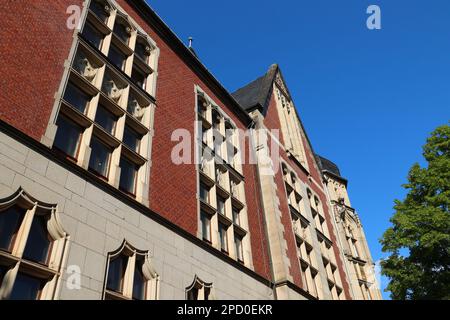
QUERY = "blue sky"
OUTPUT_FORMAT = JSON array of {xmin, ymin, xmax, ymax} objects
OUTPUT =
[{"xmin": 147, "ymin": 0, "xmax": 450, "ymax": 299}]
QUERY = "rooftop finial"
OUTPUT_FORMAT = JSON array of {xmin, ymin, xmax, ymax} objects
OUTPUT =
[{"xmin": 188, "ymin": 37, "xmax": 193, "ymax": 48}]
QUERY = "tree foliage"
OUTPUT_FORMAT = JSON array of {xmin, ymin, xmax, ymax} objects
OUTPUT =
[{"xmin": 380, "ymin": 124, "xmax": 450, "ymax": 300}]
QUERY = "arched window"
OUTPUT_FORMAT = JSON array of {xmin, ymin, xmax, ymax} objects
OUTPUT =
[
  {"xmin": 0, "ymin": 188, "xmax": 68, "ymax": 300},
  {"xmin": 186, "ymin": 275, "xmax": 213, "ymax": 300},
  {"xmin": 103, "ymin": 240, "xmax": 159, "ymax": 300}
]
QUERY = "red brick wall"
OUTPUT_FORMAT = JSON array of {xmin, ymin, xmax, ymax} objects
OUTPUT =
[
  {"xmin": 0, "ymin": 0, "xmax": 80, "ymax": 141},
  {"xmin": 116, "ymin": 0, "xmax": 271, "ymax": 279}
]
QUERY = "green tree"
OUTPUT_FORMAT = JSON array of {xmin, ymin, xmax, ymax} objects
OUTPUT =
[{"xmin": 380, "ymin": 124, "xmax": 450, "ymax": 300}]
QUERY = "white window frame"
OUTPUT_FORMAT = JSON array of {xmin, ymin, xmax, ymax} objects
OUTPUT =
[{"xmin": 0, "ymin": 188, "xmax": 69, "ymax": 300}]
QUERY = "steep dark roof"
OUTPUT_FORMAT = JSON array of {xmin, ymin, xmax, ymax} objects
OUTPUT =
[
  {"xmin": 316, "ymin": 155, "xmax": 344, "ymax": 179},
  {"xmin": 231, "ymin": 64, "xmax": 279, "ymax": 112}
]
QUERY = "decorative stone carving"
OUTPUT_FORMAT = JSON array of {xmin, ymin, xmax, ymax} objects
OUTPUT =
[
  {"xmin": 102, "ymin": 78, "xmax": 122, "ymax": 102},
  {"xmin": 275, "ymin": 72, "xmax": 290, "ymax": 100},
  {"xmin": 74, "ymin": 53, "xmax": 97, "ymax": 82},
  {"xmin": 334, "ymin": 198, "xmax": 347, "ymax": 223},
  {"xmin": 127, "ymin": 98, "xmax": 146, "ymax": 121},
  {"xmin": 143, "ymin": 45, "xmax": 152, "ymax": 57}
]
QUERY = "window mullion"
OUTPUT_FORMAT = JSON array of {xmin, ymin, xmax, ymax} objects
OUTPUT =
[
  {"xmin": 12, "ymin": 204, "xmax": 37, "ymax": 258},
  {"xmin": 0, "ymin": 262, "xmax": 20, "ymax": 300},
  {"xmin": 123, "ymin": 254, "xmax": 136, "ymax": 299}
]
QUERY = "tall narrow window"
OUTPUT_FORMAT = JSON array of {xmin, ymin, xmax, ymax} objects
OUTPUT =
[
  {"xmin": 232, "ymin": 207, "xmax": 240, "ymax": 226},
  {"xmin": 53, "ymin": 116, "xmax": 83, "ymax": 159},
  {"xmin": 90, "ymin": 0, "xmax": 110, "ymax": 23},
  {"xmin": 198, "ymin": 96, "xmax": 208, "ymax": 119},
  {"xmin": 9, "ymin": 273, "xmax": 45, "ymax": 300},
  {"xmin": 104, "ymin": 241, "xmax": 159, "ymax": 300},
  {"xmin": 113, "ymin": 20, "xmax": 131, "ymax": 45},
  {"xmin": 0, "ymin": 205, "xmax": 25, "ymax": 252},
  {"xmin": 135, "ymin": 40, "xmax": 151, "ymax": 63},
  {"xmin": 132, "ymin": 257, "xmax": 147, "ymax": 300},
  {"xmin": 106, "ymin": 254, "xmax": 128, "ymax": 295},
  {"xmin": 131, "ymin": 65, "xmax": 147, "ymax": 89},
  {"xmin": 199, "ymin": 183, "xmax": 209, "ymax": 203},
  {"xmin": 89, "ymin": 137, "xmax": 112, "ymax": 179},
  {"xmin": 52, "ymin": 2, "xmax": 159, "ymax": 206},
  {"xmin": 108, "ymin": 43, "xmax": 127, "ymax": 70},
  {"xmin": 212, "ymin": 111, "xmax": 221, "ymax": 131},
  {"xmin": 218, "ymin": 223, "xmax": 228, "ymax": 253},
  {"xmin": 217, "ymin": 196, "xmax": 225, "ymax": 216},
  {"xmin": 22, "ymin": 214, "xmax": 52, "ymax": 264},
  {"xmin": 186, "ymin": 276, "xmax": 213, "ymax": 300},
  {"xmin": 82, "ymin": 21, "xmax": 104, "ymax": 49},
  {"xmin": 123, "ymin": 125, "xmax": 141, "ymax": 153},
  {"xmin": 234, "ymin": 234, "xmax": 244, "ymax": 263},
  {"xmin": 63, "ymin": 82, "xmax": 91, "ymax": 114},
  {"xmin": 95, "ymin": 104, "xmax": 117, "ymax": 135}
]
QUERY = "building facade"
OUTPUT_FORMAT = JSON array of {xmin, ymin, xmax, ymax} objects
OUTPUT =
[{"xmin": 0, "ymin": 0, "xmax": 380, "ymax": 300}]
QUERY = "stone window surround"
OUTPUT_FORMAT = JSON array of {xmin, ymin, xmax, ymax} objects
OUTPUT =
[
  {"xmin": 281, "ymin": 161, "xmax": 323, "ymax": 298},
  {"xmin": 195, "ymin": 86, "xmax": 253, "ymax": 269},
  {"xmin": 0, "ymin": 188, "xmax": 69, "ymax": 300},
  {"xmin": 185, "ymin": 275, "xmax": 214, "ymax": 300},
  {"xmin": 307, "ymin": 189, "xmax": 344, "ymax": 299},
  {"xmin": 42, "ymin": 0, "xmax": 160, "ymax": 206},
  {"xmin": 103, "ymin": 240, "xmax": 159, "ymax": 300}
]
